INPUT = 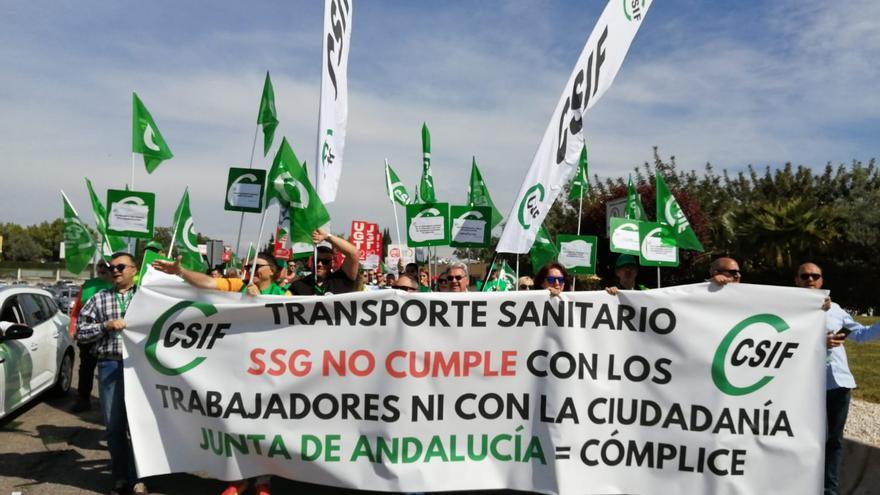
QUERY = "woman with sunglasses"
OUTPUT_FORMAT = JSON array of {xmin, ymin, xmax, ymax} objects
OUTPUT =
[{"xmin": 534, "ymin": 262, "xmax": 570, "ymax": 297}]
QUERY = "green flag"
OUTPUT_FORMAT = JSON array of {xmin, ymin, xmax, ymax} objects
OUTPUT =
[
  {"xmin": 419, "ymin": 123, "xmax": 436, "ymax": 203},
  {"xmin": 61, "ymin": 191, "xmax": 97, "ymax": 274},
  {"xmin": 482, "ymin": 260, "xmax": 516, "ymax": 292},
  {"xmin": 171, "ymin": 188, "xmax": 208, "ymax": 272},
  {"xmin": 467, "ymin": 157, "xmax": 503, "ymax": 230},
  {"xmin": 384, "ymin": 159, "xmax": 411, "ymax": 206},
  {"xmin": 132, "ymin": 92, "xmax": 173, "ymax": 174},
  {"xmin": 257, "ymin": 71, "xmax": 279, "ymax": 156},
  {"xmin": 529, "ymin": 225, "xmax": 558, "ymax": 270},
  {"xmin": 568, "ymin": 145, "xmax": 589, "ymax": 200},
  {"xmin": 267, "ymin": 138, "xmax": 330, "ymax": 244},
  {"xmin": 655, "ymin": 172, "xmax": 704, "ymax": 251},
  {"xmin": 84, "ymin": 178, "xmax": 127, "ymax": 258},
  {"xmin": 625, "ymin": 175, "xmax": 648, "ymax": 221}
]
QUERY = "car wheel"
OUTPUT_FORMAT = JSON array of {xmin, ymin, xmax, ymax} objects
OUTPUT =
[{"xmin": 51, "ymin": 350, "xmax": 74, "ymax": 396}]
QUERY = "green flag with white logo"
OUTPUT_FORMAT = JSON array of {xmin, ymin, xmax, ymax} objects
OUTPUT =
[
  {"xmin": 625, "ymin": 175, "xmax": 648, "ymax": 221},
  {"xmin": 132, "ymin": 92, "xmax": 173, "ymax": 174},
  {"xmin": 419, "ymin": 123, "xmax": 437, "ymax": 203},
  {"xmin": 257, "ymin": 71, "xmax": 279, "ymax": 156},
  {"xmin": 568, "ymin": 145, "xmax": 589, "ymax": 200},
  {"xmin": 482, "ymin": 260, "xmax": 517, "ymax": 292},
  {"xmin": 655, "ymin": 171, "xmax": 703, "ymax": 251},
  {"xmin": 529, "ymin": 225, "xmax": 558, "ymax": 270},
  {"xmin": 467, "ymin": 158, "xmax": 503, "ymax": 231},
  {"xmin": 267, "ymin": 138, "xmax": 330, "ymax": 244},
  {"xmin": 384, "ymin": 160, "xmax": 410, "ymax": 206},
  {"xmin": 171, "ymin": 188, "xmax": 208, "ymax": 272},
  {"xmin": 85, "ymin": 178, "xmax": 127, "ymax": 258},
  {"xmin": 61, "ymin": 191, "xmax": 97, "ymax": 274}
]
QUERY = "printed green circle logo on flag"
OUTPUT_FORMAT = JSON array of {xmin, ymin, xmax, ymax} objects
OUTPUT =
[
  {"xmin": 517, "ymin": 183, "xmax": 545, "ymax": 230},
  {"xmin": 106, "ymin": 189, "xmax": 156, "ymax": 239},
  {"xmin": 406, "ymin": 203, "xmax": 449, "ymax": 247},
  {"xmin": 225, "ymin": 167, "xmax": 266, "ymax": 213},
  {"xmin": 711, "ymin": 314, "xmax": 793, "ymax": 396},
  {"xmin": 274, "ymin": 173, "xmax": 310, "ymax": 209},
  {"xmin": 65, "ymin": 217, "xmax": 93, "ymax": 252},
  {"xmin": 623, "ymin": 0, "xmax": 647, "ymax": 21},
  {"xmin": 321, "ymin": 128, "xmax": 335, "ymax": 170},
  {"xmin": 392, "ymin": 183, "xmax": 410, "ymax": 204},
  {"xmin": 145, "ymin": 301, "xmax": 220, "ymax": 376},
  {"xmin": 663, "ymin": 196, "xmax": 690, "ymax": 235},
  {"xmin": 609, "ymin": 218, "xmax": 641, "ymax": 255}
]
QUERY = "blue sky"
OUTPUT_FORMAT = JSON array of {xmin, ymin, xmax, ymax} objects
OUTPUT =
[{"xmin": 1, "ymin": 0, "xmax": 878, "ymax": 250}]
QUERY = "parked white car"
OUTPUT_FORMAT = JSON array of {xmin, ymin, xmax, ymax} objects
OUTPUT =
[{"xmin": 0, "ymin": 286, "xmax": 75, "ymax": 420}]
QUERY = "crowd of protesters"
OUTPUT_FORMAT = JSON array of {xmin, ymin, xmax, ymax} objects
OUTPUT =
[{"xmin": 56, "ymin": 228, "xmax": 880, "ymax": 495}]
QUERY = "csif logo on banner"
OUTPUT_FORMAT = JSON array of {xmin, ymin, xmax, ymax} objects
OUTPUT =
[
  {"xmin": 517, "ymin": 184, "xmax": 545, "ymax": 229},
  {"xmin": 711, "ymin": 314, "xmax": 799, "ymax": 396},
  {"xmin": 145, "ymin": 301, "xmax": 230, "ymax": 376},
  {"xmin": 623, "ymin": 0, "xmax": 648, "ymax": 22}
]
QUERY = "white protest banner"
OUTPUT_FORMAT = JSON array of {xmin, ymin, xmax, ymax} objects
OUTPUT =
[
  {"xmin": 498, "ymin": 0, "xmax": 654, "ymax": 253},
  {"xmin": 315, "ymin": 0, "xmax": 353, "ymax": 203},
  {"xmin": 125, "ymin": 270, "xmax": 826, "ymax": 494}
]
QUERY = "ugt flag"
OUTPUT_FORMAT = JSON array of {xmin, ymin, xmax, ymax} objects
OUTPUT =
[
  {"xmin": 171, "ymin": 188, "xmax": 208, "ymax": 272},
  {"xmin": 497, "ymin": 0, "xmax": 653, "ymax": 253},
  {"xmin": 268, "ymin": 138, "xmax": 330, "ymax": 244},
  {"xmin": 61, "ymin": 191, "xmax": 97, "ymax": 274},
  {"xmin": 655, "ymin": 171, "xmax": 703, "ymax": 251},
  {"xmin": 132, "ymin": 92, "xmax": 173, "ymax": 174}
]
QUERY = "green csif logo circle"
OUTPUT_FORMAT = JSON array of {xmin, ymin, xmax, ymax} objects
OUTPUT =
[
  {"xmin": 623, "ymin": 0, "xmax": 647, "ymax": 22},
  {"xmin": 711, "ymin": 314, "xmax": 798, "ymax": 396},
  {"xmin": 517, "ymin": 183, "xmax": 545, "ymax": 230},
  {"xmin": 145, "ymin": 301, "xmax": 219, "ymax": 376}
]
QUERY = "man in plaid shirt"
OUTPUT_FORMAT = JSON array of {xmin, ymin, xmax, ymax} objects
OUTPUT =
[{"xmin": 76, "ymin": 252, "xmax": 148, "ymax": 495}]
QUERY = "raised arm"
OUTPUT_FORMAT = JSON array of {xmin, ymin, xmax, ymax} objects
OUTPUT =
[
  {"xmin": 152, "ymin": 257, "xmax": 218, "ymax": 290},
  {"xmin": 313, "ymin": 229, "xmax": 360, "ymax": 281}
]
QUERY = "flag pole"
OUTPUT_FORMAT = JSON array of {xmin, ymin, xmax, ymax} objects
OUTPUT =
[
  {"xmin": 235, "ymin": 124, "xmax": 261, "ymax": 255},
  {"xmin": 573, "ymin": 190, "xmax": 584, "ymax": 292},
  {"xmin": 657, "ymin": 267, "xmax": 661, "ymax": 288},
  {"xmin": 244, "ymin": 241, "xmax": 254, "ymax": 268},
  {"xmin": 515, "ymin": 256, "xmax": 520, "ymax": 291},
  {"xmin": 249, "ymin": 207, "xmax": 270, "ymax": 283}
]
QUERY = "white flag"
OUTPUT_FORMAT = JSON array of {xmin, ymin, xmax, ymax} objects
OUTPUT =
[
  {"xmin": 315, "ymin": 0, "xmax": 353, "ymax": 203},
  {"xmin": 497, "ymin": 0, "xmax": 653, "ymax": 253}
]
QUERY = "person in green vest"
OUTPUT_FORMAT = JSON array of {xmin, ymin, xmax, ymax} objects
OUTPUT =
[{"xmin": 69, "ymin": 261, "xmax": 114, "ymax": 413}]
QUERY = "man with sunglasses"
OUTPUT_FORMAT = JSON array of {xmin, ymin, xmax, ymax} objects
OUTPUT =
[
  {"xmin": 289, "ymin": 228, "xmax": 359, "ymax": 296},
  {"xmin": 794, "ymin": 262, "xmax": 880, "ymax": 495},
  {"xmin": 445, "ymin": 263, "xmax": 470, "ymax": 292},
  {"xmin": 708, "ymin": 257, "xmax": 742, "ymax": 285},
  {"xmin": 76, "ymin": 252, "xmax": 148, "ymax": 495}
]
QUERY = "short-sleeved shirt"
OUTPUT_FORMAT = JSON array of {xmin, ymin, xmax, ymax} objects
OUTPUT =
[{"xmin": 290, "ymin": 270, "xmax": 356, "ymax": 295}]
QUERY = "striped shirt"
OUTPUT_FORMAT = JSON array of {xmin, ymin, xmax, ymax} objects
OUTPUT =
[{"xmin": 75, "ymin": 286, "xmax": 137, "ymax": 361}]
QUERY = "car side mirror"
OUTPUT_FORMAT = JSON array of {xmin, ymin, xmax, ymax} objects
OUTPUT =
[{"xmin": 0, "ymin": 321, "xmax": 33, "ymax": 341}]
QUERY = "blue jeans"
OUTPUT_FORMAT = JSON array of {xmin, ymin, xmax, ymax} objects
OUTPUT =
[
  {"xmin": 825, "ymin": 387, "xmax": 850, "ymax": 495},
  {"xmin": 98, "ymin": 359, "xmax": 138, "ymax": 485}
]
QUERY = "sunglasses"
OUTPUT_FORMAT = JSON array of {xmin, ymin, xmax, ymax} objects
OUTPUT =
[
  {"xmin": 108, "ymin": 264, "xmax": 134, "ymax": 272},
  {"xmin": 799, "ymin": 273, "xmax": 822, "ymax": 281},
  {"xmin": 546, "ymin": 275, "xmax": 564, "ymax": 285},
  {"xmin": 445, "ymin": 275, "xmax": 464, "ymax": 282},
  {"xmin": 254, "ymin": 263, "xmax": 271, "ymax": 270},
  {"xmin": 715, "ymin": 269, "xmax": 741, "ymax": 278},
  {"xmin": 316, "ymin": 258, "xmax": 333, "ymax": 266},
  {"xmin": 393, "ymin": 285, "xmax": 418, "ymax": 292},
  {"xmin": 519, "ymin": 284, "xmax": 533, "ymax": 290}
]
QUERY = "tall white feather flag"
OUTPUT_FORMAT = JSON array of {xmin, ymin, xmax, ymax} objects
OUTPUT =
[
  {"xmin": 497, "ymin": 0, "xmax": 653, "ymax": 253},
  {"xmin": 315, "ymin": 0, "xmax": 353, "ymax": 203}
]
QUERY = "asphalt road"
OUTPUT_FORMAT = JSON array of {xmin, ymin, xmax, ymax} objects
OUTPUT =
[{"xmin": 1, "ymin": 354, "xmax": 878, "ymax": 495}]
